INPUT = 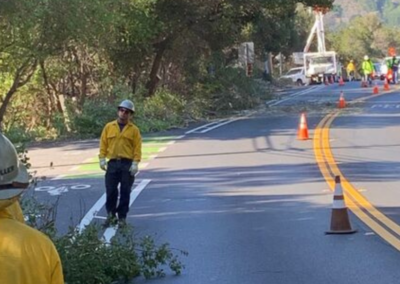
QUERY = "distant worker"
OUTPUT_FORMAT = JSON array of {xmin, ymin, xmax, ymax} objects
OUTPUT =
[
  {"xmin": 346, "ymin": 60, "xmax": 356, "ymax": 81},
  {"xmin": 361, "ymin": 55, "xmax": 374, "ymax": 87},
  {"xmin": 99, "ymin": 99, "xmax": 142, "ymax": 227},
  {"xmin": 0, "ymin": 133, "xmax": 64, "ymax": 284},
  {"xmin": 387, "ymin": 56, "xmax": 399, "ymax": 84}
]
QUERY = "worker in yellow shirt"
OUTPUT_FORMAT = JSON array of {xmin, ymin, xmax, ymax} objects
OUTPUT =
[
  {"xmin": 346, "ymin": 59, "xmax": 356, "ymax": 81},
  {"xmin": 99, "ymin": 100, "xmax": 142, "ymax": 227},
  {"xmin": 0, "ymin": 133, "xmax": 64, "ymax": 284}
]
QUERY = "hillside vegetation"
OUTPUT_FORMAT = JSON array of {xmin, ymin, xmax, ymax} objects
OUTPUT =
[
  {"xmin": 0, "ymin": 0, "xmax": 334, "ymax": 143},
  {"xmin": 327, "ymin": 0, "xmax": 400, "ymax": 28}
]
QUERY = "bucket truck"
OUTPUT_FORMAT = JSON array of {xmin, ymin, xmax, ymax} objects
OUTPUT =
[{"xmin": 303, "ymin": 7, "xmax": 337, "ymax": 84}]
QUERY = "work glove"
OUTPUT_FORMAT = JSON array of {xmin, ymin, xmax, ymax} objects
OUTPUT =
[
  {"xmin": 99, "ymin": 158, "xmax": 107, "ymax": 171},
  {"xmin": 129, "ymin": 162, "xmax": 139, "ymax": 176}
]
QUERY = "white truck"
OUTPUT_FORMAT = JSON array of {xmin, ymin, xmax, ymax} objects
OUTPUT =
[
  {"xmin": 300, "ymin": 7, "xmax": 337, "ymax": 84},
  {"xmin": 304, "ymin": 51, "xmax": 337, "ymax": 84}
]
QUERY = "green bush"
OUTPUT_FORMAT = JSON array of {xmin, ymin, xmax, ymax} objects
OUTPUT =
[
  {"xmin": 135, "ymin": 89, "xmax": 186, "ymax": 132},
  {"xmin": 195, "ymin": 67, "xmax": 263, "ymax": 114},
  {"xmin": 20, "ymin": 196, "xmax": 187, "ymax": 284},
  {"xmin": 69, "ymin": 100, "xmax": 116, "ymax": 138}
]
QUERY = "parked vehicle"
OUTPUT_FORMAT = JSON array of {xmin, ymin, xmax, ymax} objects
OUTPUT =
[
  {"xmin": 379, "ymin": 56, "xmax": 400, "ymax": 82},
  {"xmin": 304, "ymin": 52, "xmax": 337, "ymax": 84},
  {"xmin": 280, "ymin": 67, "xmax": 309, "ymax": 86},
  {"xmin": 373, "ymin": 63, "xmax": 384, "ymax": 80}
]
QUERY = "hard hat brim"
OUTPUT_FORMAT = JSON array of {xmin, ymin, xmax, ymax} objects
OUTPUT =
[{"xmin": 0, "ymin": 164, "xmax": 29, "ymax": 200}]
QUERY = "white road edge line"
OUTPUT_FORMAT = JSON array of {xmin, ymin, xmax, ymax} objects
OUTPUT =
[
  {"xmin": 185, "ymin": 120, "xmax": 228, "ymax": 134},
  {"xmin": 199, "ymin": 117, "xmax": 242, "ymax": 133},
  {"xmin": 267, "ymin": 85, "xmax": 324, "ymax": 106},
  {"xmin": 103, "ymin": 179, "xmax": 151, "ymax": 244},
  {"xmin": 77, "ymin": 193, "xmax": 107, "ymax": 233}
]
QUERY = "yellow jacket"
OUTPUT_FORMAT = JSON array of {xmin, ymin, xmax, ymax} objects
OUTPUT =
[
  {"xmin": 346, "ymin": 62, "xmax": 355, "ymax": 72},
  {"xmin": 0, "ymin": 200, "xmax": 64, "ymax": 284},
  {"xmin": 99, "ymin": 120, "xmax": 142, "ymax": 162}
]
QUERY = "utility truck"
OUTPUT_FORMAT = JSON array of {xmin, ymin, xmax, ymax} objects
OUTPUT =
[{"xmin": 302, "ymin": 7, "xmax": 337, "ymax": 84}]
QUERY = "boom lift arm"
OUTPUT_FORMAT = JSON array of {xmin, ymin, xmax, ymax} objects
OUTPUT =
[{"xmin": 303, "ymin": 7, "xmax": 327, "ymax": 53}]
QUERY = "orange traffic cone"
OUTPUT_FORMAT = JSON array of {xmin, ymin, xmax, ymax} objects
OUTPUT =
[
  {"xmin": 338, "ymin": 91, "xmax": 346, "ymax": 108},
  {"xmin": 297, "ymin": 113, "xmax": 309, "ymax": 140},
  {"xmin": 326, "ymin": 176, "xmax": 357, "ymax": 234},
  {"xmin": 338, "ymin": 77, "xmax": 345, "ymax": 86},
  {"xmin": 384, "ymin": 79, "xmax": 390, "ymax": 91},
  {"xmin": 373, "ymin": 83, "xmax": 379, "ymax": 94}
]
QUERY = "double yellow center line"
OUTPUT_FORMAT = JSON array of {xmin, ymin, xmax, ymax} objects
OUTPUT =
[{"xmin": 314, "ymin": 111, "xmax": 400, "ymax": 250}]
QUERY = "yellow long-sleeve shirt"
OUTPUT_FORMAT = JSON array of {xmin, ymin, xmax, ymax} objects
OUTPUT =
[
  {"xmin": 0, "ymin": 200, "xmax": 64, "ymax": 284},
  {"xmin": 346, "ymin": 62, "xmax": 355, "ymax": 72},
  {"xmin": 99, "ymin": 120, "xmax": 142, "ymax": 162}
]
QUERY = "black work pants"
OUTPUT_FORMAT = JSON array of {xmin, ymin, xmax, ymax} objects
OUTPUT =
[{"xmin": 105, "ymin": 159, "xmax": 135, "ymax": 220}]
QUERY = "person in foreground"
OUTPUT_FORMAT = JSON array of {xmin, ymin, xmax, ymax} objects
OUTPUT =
[
  {"xmin": 0, "ymin": 133, "xmax": 64, "ymax": 284},
  {"xmin": 99, "ymin": 99, "xmax": 142, "ymax": 227}
]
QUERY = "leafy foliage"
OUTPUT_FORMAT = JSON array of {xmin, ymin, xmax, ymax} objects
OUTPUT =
[
  {"xmin": 1, "ymin": 0, "xmax": 333, "ymax": 135},
  {"xmin": 328, "ymin": 13, "xmax": 400, "ymax": 65},
  {"xmin": 20, "ymin": 196, "xmax": 187, "ymax": 284}
]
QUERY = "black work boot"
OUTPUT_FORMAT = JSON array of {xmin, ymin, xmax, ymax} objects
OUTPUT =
[{"xmin": 103, "ymin": 214, "xmax": 117, "ymax": 228}]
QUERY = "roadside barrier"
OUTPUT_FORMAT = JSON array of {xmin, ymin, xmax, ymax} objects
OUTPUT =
[{"xmin": 326, "ymin": 176, "xmax": 357, "ymax": 234}]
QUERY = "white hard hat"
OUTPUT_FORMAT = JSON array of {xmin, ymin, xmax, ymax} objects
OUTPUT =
[
  {"xmin": 364, "ymin": 55, "xmax": 369, "ymax": 60},
  {"xmin": 118, "ymin": 100, "xmax": 135, "ymax": 113},
  {"xmin": 0, "ymin": 133, "xmax": 30, "ymax": 200}
]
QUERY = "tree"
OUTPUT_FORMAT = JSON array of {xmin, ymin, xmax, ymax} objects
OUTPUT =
[{"xmin": 0, "ymin": 0, "xmax": 42, "ymax": 128}]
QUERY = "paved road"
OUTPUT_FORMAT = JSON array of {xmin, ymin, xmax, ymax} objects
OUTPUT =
[{"xmin": 25, "ymin": 80, "xmax": 400, "ymax": 283}]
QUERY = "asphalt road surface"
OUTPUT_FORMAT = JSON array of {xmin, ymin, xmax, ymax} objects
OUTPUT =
[{"xmin": 26, "ymin": 80, "xmax": 400, "ymax": 283}]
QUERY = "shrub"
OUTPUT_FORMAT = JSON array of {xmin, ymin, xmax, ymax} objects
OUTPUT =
[
  {"xmin": 69, "ymin": 100, "xmax": 116, "ymax": 138},
  {"xmin": 194, "ymin": 67, "xmax": 263, "ymax": 114},
  {"xmin": 135, "ymin": 88, "xmax": 187, "ymax": 132},
  {"xmin": 20, "ymin": 196, "xmax": 187, "ymax": 284}
]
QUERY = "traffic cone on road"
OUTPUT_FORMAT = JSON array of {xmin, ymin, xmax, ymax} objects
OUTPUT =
[
  {"xmin": 338, "ymin": 91, "xmax": 346, "ymax": 109},
  {"xmin": 338, "ymin": 77, "xmax": 345, "ymax": 86},
  {"xmin": 373, "ymin": 83, "xmax": 379, "ymax": 94},
  {"xmin": 326, "ymin": 176, "xmax": 357, "ymax": 234},
  {"xmin": 384, "ymin": 79, "xmax": 390, "ymax": 91},
  {"xmin": 329, "ymin": 76, "xmax": 334, "ymax": 84},
  {"xmin": 297, "ymin": 113, "xmax": 309, "ymax": 140}
]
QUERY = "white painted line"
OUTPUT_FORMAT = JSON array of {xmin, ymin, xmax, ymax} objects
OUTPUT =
[
  {"xmin": 68, "ymin": 166, "xmax": 79, "ymax": 171},
  {"xmin": 185, "ymin": 120, "xmax": 228, "ymax": 134},
  {"xmin": 175, "ymin": 135, "xmax": 185, "ymax": 140},
  {"xmin": 93, "ymin": 216, "xmax": 107, "ymax": 220},
  {"xmin": 267, "ymin": 85, "xmax": 324, "ymax": 106},
  {"xmin": 77, "ymin": 193, "xmax": 107, "ymax": 233},
  {"xmin": 53, "ymin": 175, "xmax": 67, "ymax": 180},
  {"xmin": 103, "ymin": 179, "xmax": 151, "ymax": 243},
  {"xmin": 158, "ymin": 147, "xmax": 167, "ymax": 152},
  {"xmin": 69, "ymin": 157, "xmax": 94, "ymax": 171},
  {"xmin": 199, "ymin": 118, "xmax": 241, "ymax": 133},
  {"xmin": 365, "ymin": 101, "xmax": 400, "ymax": 104},
  {"xmin": 167, "ymin": 141, "xmax": 176, "ymax": 145}
]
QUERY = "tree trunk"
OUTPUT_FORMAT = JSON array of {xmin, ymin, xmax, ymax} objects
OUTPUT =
[
  {"xmin": 0, "ymin": 84, "xmax": 18, "ymax": 131},
  {"xmin": 0, "ymin": 59, "xmax": 37, "ymax": 129},
  {"xmin": 146, "ymin": 38, "xmax": 171, "ymax": 97}
]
